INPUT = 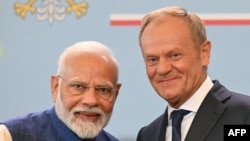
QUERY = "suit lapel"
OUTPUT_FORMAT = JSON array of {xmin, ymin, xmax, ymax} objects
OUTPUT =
[
  {"xmin": 185, "ymin": 80, "xmax": 230, "ymax": 141},
  {"xmin": 157, "ymin": 107, "xmax": 169, "ymax": 141}
]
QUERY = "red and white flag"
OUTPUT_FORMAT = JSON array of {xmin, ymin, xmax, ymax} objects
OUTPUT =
[{"xmin": 110, "ymin": 13, "xmax": 250, "ymax": 26}]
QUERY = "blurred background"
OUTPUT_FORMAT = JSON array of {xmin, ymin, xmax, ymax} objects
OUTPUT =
[{"xmin": 1, "ymin": 0, "xmax": 250, "ymax": 140}]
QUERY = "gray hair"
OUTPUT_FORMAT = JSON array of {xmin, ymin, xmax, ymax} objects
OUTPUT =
[
  {"xmin": 56, "ymin": 41, "xmax": 119, "ymax": 80},
  {"xmin": 139, "ymin": 6, "xmax": 207, "ymax": 48}
]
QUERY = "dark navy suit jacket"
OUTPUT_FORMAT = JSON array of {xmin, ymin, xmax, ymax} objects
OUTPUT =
[{"xmin": 136, "ymin": 80, "xmax": 250, "ymax": 141}]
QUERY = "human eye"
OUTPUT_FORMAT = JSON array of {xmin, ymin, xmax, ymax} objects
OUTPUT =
[
  {"xmin": 170, "ymin": 53, "xmax": 181, "ymax": 60},
  {"xmin": 95, "ymin": 87, "xmax": 112, "ymax": 94},
  {"xmin": 145, "ymin": 56, "xmax": 158, "ymax": 66},
  {"xmin": 65, "ymin": 82, "xmax": 86, "ymax": 95},
  {"xmin": 68, "ymin": 82, "xmax": 88, "ymax": 91}
]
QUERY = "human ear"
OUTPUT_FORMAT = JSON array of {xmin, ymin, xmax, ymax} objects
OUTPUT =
[{"xmin": 50, "ymin": 75, "xmax": 59, "ymax": 103}]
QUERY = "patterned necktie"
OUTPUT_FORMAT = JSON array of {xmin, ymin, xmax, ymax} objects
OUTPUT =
[{"xmin": 171, "ymin": 109, "xmax": 191, "ymax": 141}]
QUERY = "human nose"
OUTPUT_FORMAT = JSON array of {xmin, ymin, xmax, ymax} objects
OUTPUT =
[
  {"xmin": 81, "ymin": 88, "xmax": 99, "ymax": 106},
  {"xmin": 156, "ymin": 58, "xmax": 172, "ymax": 75}
]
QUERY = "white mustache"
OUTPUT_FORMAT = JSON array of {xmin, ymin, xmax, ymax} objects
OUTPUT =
[{"xmin": 72, "ymin": 106, "xmax": 104, "ymax": 116}]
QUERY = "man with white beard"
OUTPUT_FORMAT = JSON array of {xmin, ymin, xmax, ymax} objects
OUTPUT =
[{"xmin": 0, "ymin": 41, "xmax": 122, "ymax": 141}]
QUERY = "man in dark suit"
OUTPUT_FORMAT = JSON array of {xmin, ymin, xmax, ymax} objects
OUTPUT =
[{"xmin": 136, "ymin": 6, "xmax": 250, "ymax": 141}]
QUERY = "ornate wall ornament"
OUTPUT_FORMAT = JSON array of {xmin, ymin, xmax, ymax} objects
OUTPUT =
[{"xmin": 14, "ymin": 0, "xmax": 88, "ymax": 24}]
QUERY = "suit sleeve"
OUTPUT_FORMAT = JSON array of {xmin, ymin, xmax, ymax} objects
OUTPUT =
[{"xmin": 136, "ymin": 127, "xmax": 144, "ymax": 141}]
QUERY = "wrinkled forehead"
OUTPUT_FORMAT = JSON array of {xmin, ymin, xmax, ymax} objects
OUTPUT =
[{"xmin": 64, "ymin": 52, "xmax": 118, "ymax": 75}]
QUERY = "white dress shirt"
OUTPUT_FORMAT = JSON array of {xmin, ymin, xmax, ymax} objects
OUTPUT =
[{"xmin": 165, "ymin": 76, "xmax": 214, "ymax": 141}]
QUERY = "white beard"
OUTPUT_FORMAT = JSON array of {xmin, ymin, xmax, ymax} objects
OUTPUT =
[{"xmin": 55, "ymin": 91, "xmax": 112, "ymax": 139}]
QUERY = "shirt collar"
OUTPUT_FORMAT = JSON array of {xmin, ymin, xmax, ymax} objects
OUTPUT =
[{"xmin": 168, "ymin": 76, "xmax": 214, "ymax": 114}]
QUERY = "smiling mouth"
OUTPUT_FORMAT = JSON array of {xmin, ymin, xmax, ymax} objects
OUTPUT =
[
  {"xmin": 158, "ymin": 77, "xmax": 177, "ymax": 83},
  {"xmin": 74, "ymin": 111, "xmax": 101, "ymax": 121}
]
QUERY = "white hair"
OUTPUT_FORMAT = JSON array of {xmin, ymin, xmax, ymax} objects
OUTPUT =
[{"xmin": 56, "ymin": 41, "xmax": 119, "ymax": 81}]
